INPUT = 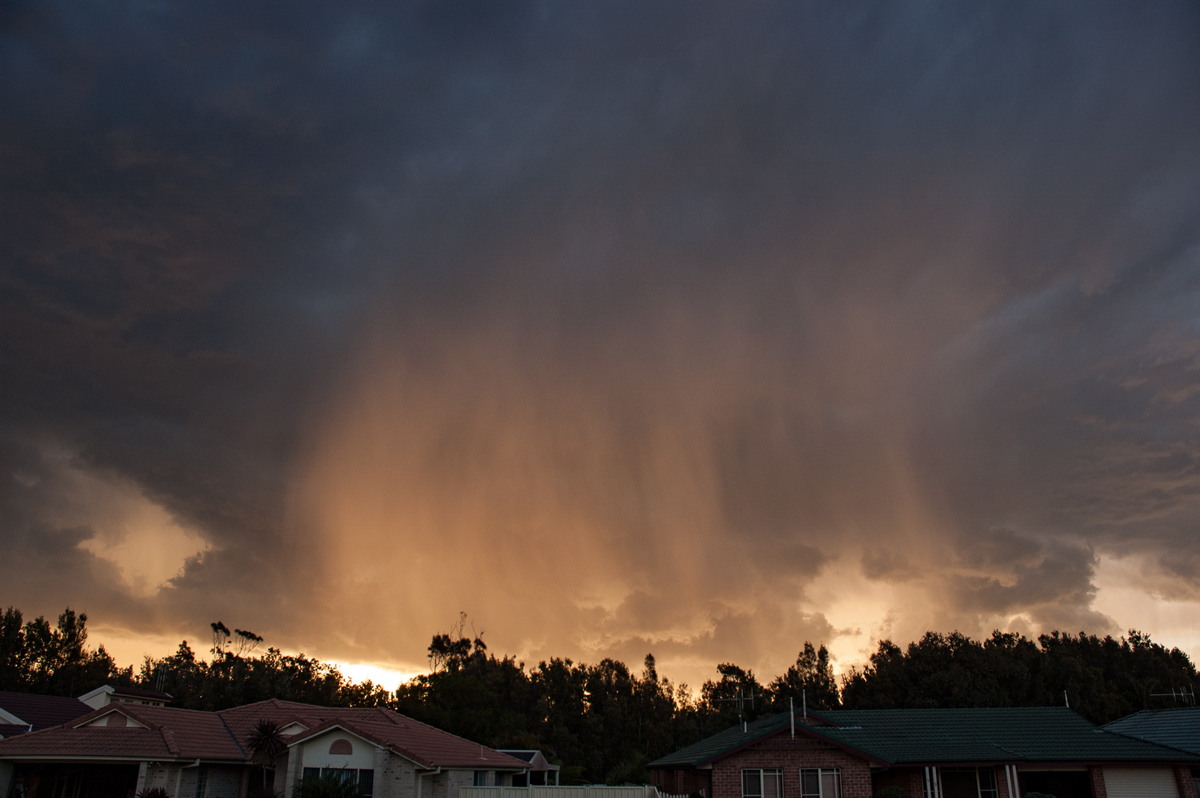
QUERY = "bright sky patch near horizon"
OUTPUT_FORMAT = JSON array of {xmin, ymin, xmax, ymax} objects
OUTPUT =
[{"xmin": 4, "ymin": 1, "xmax": 1200, "ymax": 692}]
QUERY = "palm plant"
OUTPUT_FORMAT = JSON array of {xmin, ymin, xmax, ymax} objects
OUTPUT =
[
  {"xmin": 246, "ymin": 719, "xmax": 288, "ymax": 794},
  {"xmin": 293, "ymin": 771, "xmax": 363, "ymax": 798}
]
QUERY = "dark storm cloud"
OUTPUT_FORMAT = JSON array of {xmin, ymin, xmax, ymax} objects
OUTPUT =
[{"xmin": 3, "ymin": 1, "xmax": 1200, "ymax": 680}]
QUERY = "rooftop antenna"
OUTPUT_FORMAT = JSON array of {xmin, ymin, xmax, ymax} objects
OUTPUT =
[
  {"xmin": 715, "ymin": 687, "xmax": 757, "ymax": 727},
  {"xmin": 1149, "ymin": 686, "xmax": 1196, "ymax": 707}
]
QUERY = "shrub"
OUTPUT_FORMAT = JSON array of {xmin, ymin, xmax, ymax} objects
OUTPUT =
[{"xmin": 293, "ymin": 772, "xmax": 362, "ymax": 798}]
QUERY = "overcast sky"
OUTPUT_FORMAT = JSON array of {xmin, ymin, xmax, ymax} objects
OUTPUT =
[{"xmin": 4, "ymin": 1, "xmax": 1200, "ymax": 690}]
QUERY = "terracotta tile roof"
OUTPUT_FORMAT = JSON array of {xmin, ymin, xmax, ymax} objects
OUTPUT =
[
  {"xmin": 294, "ymin": 715, "xmax": 529, "ymax": 769},
  {"xmin": 0, "ymin": 698, "xmax": 524, "ymax": 771},
  {"xmin": 0, "ymin": 726, "xmax": 177, "ymax": 760},
  {"xmin": 217, "ymin": 699, "xmax": 384, "ymax": 746},
  {"xmin": 0, "ymin": 705, "xmax": 244, "ymax": 762},
  {"xmin": 106, "ymin": 705, "xmax": 246, "ymax": 760},
  {"xmin": 219, "ymin": 701, "xmax": 527, "ymax": 769},
  {"xmin": 0, "ymin": 692, "xmax": 92, "ymax": 730}
]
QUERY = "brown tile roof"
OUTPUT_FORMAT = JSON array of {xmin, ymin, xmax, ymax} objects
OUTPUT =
[
  {"xmin": 288, "ymin": 714, "xmax": 529, "ymax": 769},
  {"xmin": 0, "ymin": 692, "xmax": 92, "ymax": 731},
  {"xmin": 217, "ymin": 699, "xmax": 380, "ymax": 744},
  {"xmin": 219, "ymin": 701, "xmax": 527, "ymax": 769},
  {"xmin": 0, "ymin": 726, "xmax": 178, "ymax": 760},
  {"xmin": 0, "ymin": 705, "xmax": 244, "ymax": 762},
  {"xmin": 107, "ymin": 705, "xmax": 245, "ymax": 760},
  {"xmin": 0, "ymin": 699, "xmax": 525, "ymax": 771}
]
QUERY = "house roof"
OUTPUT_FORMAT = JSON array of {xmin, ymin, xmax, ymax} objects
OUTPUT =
[
  {"xmin": 282, "ymin": 712, "xmax": 529, "ymax": 770},
  {"xmin": 0, "ymin": 705, "xmax": 245, "ymax": 762},
  {"xmin": 0, "ymin": 692, "xmax": 92, "ymax": 732},
  {"xmin": 0, "ymin": 697, "xmax": 529, "ymax": 771},
  {"xmin": 650, "ymin": 708, "xmax": 1200, "ymax": 769},
  {"xmin": 1105, "ymin": 708, "xmax": 1200, "ymax": 756},
  {"xmin": 499, "ymin": 749, "xmax": 559, "ymax": 771},
  {"xmin": 650, "ymin": 713, "xmax": 792, "ymax": 768},
  {"xmin": 78, "ymin": 685, "xmax": 172, "ymax": 705},
  {"xmin": 812, "ymin": 708, "xmax": 1199, "ymax": 764}
]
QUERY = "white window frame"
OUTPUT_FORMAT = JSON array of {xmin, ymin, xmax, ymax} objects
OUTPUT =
[
  {"xmin": 799, "ymin": 767, "xmax": 841, "ymax": 798},
  {"xmin": 742, "ymin": 768, "xmax": 783, "ymax": 798},
  {"xmin": 936, "ymin": 767, "xmax": 999, "ymax": 798}
]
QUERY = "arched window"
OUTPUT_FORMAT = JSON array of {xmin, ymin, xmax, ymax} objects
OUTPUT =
[{"xmin": 329, "ymin": 738, "xmax": 353, "ymax": 755}]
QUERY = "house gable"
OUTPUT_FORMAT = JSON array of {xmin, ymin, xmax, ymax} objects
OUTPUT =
[
  {"xmin": 710, "ymin": 732, "xmax": 874, "ymax": 798},
  {"xmin": 291, "ymin": 724, "xmax": 381, "ymax": 771},
  {"xmin": 78, "ymin": 708, "xmax": 147, "ymax": 729}
]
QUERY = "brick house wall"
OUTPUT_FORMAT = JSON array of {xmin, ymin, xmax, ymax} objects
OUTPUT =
[
  {"xmin": 707, "ymin": 730, "xmax": 873, "ymax": 798},
  {"xmin": 1178, "ymin": 765, "xmax": 1200, "ymax": 798},
  {"xmin": 652, "ymin": 766, "xmax": 710, "ymax": 796}
]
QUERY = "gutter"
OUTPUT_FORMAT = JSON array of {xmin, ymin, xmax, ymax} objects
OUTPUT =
[
  {"xmin": 174, "ymin": 758, "xmax": 202, "ymax": 797},
  {"xmin": 417, "ymin": 766, "xmax": 442, "ymax": 798}
]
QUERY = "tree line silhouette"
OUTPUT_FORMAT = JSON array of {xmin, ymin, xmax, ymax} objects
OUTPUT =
[{"xmin": 1, "ymin": 607, "xmax": 1196, "ymax": 784}]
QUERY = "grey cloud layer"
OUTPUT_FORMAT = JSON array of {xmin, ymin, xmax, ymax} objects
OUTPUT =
[{"xmin": 2, "ymin": 1, "xmax": 1200, "ymax": 679}]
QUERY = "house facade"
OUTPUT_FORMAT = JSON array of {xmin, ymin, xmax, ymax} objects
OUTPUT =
[
  {"xmin": 0, "ymin": 697, "xmax": 529, "ymax": 798},
  {"xmin": 1106, "ymin": 708, "xmax": 1200, "ymax": 796},
  {"xmin": 649, "ymin": 707, "xmax": 1200, "ymax": 798}
]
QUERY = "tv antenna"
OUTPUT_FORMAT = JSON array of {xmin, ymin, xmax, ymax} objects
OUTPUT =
[
  {"xmin": 1149, "ymin": 686, "xmax": 1196, "ymax": 707},
  {"xmin": 715, "ymin": 687, "xmax": 757, "ymax": 728}
]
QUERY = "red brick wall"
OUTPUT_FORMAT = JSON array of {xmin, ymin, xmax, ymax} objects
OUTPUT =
[
  {"xmin": 1088, "ymin": 765, "xmax": 1108, "ymax": 798},
  {"xmin": 652, "ymin": 767, "xmax": 711, "ymax": 797},
  {"xmin": 708, "ymin": 732, "xmax": 873, "ymax": 798},
  {"xmin": 1176, "ymin": 765, "xmax": 1198, "ymax": 798}
]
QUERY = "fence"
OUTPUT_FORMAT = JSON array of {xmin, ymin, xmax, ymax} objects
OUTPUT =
[{"xmin": 460, "ymin": 785, "xmax": 664, "ymax": 798}]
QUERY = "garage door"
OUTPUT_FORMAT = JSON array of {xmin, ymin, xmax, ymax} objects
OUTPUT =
[{"xmin": 1103, "ymin": 767, "xmax": 1179, "ymax": 798}]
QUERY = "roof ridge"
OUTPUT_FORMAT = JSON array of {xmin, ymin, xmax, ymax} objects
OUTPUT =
[
  {"xmin": 218, "ymin": 714, "xmax": 248, "ymax": 759},
  {"xmin": 108, "ymin": 706, "xmax": 157, "ymax": 729},
  {"xmin": 160, "ymin": 726, "xmax": 179, "ymax": 756}
]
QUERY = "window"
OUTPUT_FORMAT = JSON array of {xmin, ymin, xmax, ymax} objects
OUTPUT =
[
  {"xmin": 301, "ymin": 767, "xmax": 374, "ymax": 797},
  {"xmin": 742, "ymin": 769, "xmax": 783, "ymax": 798},
  {"xmin": 195, "ymin": 765, "xmax": 208, "ymax": 798},
  {"xmin": 475, "ymin": 770, "xmax": 490, "ymax": 786},
  {"xmin": 800, "ymin": 768, "xmax": 840, "ymax": 798},
  {"xmin": 938, "ymin": 768, "xmax": 999, "ymax": 798},
  {"xmin": 50, "ymin": 774, "xmax": 80, "ymax": 798}
]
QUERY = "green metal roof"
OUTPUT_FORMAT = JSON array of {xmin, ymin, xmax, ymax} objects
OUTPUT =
[
  {"xmin": 1105, "ymin": 708, "xmax": 1200, "ymax": 756},
  {"xmin": 649, "ymin": 714, "xmax": 793, "ymax": 768},
  {"xmin": 649, "ymin": 707, "xmax": 1200, "ymax": 769}
]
